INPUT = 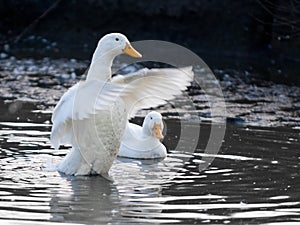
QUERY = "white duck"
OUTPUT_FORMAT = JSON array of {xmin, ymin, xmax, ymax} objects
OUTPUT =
[
  {"xmin": 51, "ymin": 33, "xmax": 194, "ymax": 179},
  {"xmin": 118, "ymin": 111, "xmax": 167, "ymax": 159}
]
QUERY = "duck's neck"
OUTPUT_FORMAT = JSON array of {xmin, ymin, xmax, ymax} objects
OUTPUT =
[
  {"xmin": 86, "ymin": 54, "xmax": 114, "ymax": 81},
  {"xmin": 142, "ymin": 124, "xmax": 152, "ymax": 137}
]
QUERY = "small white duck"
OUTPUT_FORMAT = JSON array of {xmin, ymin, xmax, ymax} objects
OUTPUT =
[
  {"xmin": 50, "ymin": 33, "xmax": 193, "ymax": 179},
  {"xmin": 118, "ymin": 111, "xmax": 167, "ymax": 159}
]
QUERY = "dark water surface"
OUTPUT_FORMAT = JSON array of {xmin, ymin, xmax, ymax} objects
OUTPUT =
[
  {"xmin": 0, "ymin": 37, "xmax": 300, "ymax": 224},
  {"xmin": 0, "ymin": 106, "xmax": 299, "ymax": 224}
]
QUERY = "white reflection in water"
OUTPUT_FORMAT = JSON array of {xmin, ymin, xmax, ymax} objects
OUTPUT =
[
  {"xmin": 231, "ymin": 210, "xmax": 299, "ymax": 218},
  {"xmin": 0, "ymin": 122, "xmax": 51, "ymax": 127}
]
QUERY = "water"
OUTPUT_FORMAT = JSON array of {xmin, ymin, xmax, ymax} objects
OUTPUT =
[{"xmin": 0, "ymin": 107, "xmax": 299, "ymax": 224}]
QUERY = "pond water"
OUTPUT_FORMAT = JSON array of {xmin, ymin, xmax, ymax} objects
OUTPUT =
[
  {"xmin": 1, "ymin": 34, "xmax": 300, "ymax": 224},
  {"xmin": 0, "ymin": 105, "xmax": 299, "ymax": 224}
]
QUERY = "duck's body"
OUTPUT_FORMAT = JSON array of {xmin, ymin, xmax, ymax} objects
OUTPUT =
[
  {"xmin": 50, "ymin": 33, "xmax": 194, "ymax": 178},
  {"xmin": 57, "ymin": 97, "xmax": 127, "ymax": 177},
  {"xmin": 118, "ymin": 112, "xmax": 167, "ymax": 159}
]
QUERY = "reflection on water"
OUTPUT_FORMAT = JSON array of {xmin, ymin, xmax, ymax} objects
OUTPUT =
[{"xmin": 0, "ymin": 112, "xmax": 300, "ymax": 224}]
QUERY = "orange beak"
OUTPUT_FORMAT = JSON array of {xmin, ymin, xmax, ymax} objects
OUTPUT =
[
  {"xmin": 153, "ymin": 123, "xmax": 164, "ymax": 139},
  {"xmin": 123, "ymin": 42, "xmax": 142, "ymax": 58}
]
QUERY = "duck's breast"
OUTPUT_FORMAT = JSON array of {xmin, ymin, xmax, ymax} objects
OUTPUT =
[{"xmin": 72, "ymin": 98, "xmax": 127, "ymax": 173}]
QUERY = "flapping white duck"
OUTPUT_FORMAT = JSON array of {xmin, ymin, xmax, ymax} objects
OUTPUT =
[{"xmin": 50, "ymin": 33, "xmax": 194, "ymax": 179}]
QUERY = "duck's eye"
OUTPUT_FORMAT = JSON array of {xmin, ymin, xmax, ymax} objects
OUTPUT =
[
  {"xmin": 150, "ymin": 116, "xmax": 153, "ymax": 120},
  {"xmin": 115, "ymin": 38, "xmax": 119, "ymax": 41}
]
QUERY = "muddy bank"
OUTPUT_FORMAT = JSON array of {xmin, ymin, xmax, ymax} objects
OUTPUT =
[{"xmin": 0, "ymin": 57, "xmax": 299, "ymax": 127}]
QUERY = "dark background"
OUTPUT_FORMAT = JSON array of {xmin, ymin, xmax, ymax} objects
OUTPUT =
[{"xmin": 0, "ymin": 0, "xmax": 299, "ymax": 85}]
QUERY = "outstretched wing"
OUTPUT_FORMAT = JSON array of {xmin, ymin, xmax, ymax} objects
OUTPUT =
[
  {"xmin": 50, "ymin": 80, "xmax": 127, "ymax": 149},
  {"xmin": 112, "ymin": 66, "xmax": 194, "ymax": 118},
  {"xmin": 51, "ymin": 66, "xmax": 194, "ymax": 149}
]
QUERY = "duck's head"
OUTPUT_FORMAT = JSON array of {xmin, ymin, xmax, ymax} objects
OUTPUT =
[
  {"xmin": 142, "ymin": 111, "xmax": 164, "ymax": 139},
  {"xmin": 92, "ymin": 33, "xmax": 142, "ymax": 61}
]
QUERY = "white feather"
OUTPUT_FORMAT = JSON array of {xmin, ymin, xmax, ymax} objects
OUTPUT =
[
  {"xmin": 50, "ymin": 80, "xmax": 127, "ymax": 149},
  {"xmin": 112, "ymin": 66, "xmax": 194, "ymax": 118}
]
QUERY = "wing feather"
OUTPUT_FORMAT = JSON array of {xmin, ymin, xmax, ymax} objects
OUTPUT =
[
  {"xmin": 50, "ymin": 80, "xmax": 127, "ymax": 149},
  {"xmin": 112, "ymin": 66, "xmax": 194, "ymax": 118},
  {"xmin": 51, "ymin": 66, "xmax": 194, "ymax": 149}
]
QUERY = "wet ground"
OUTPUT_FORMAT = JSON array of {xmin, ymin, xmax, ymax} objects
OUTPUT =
[
  {"xmin": 0, "ymin": 57, "xmax": 300, "ymax": 224},
  {"xmin": 0, "ymin": 57, "xmax": 299, "ymax": 127}
]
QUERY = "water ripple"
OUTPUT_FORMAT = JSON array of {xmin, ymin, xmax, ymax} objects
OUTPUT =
[{"xmin": 0, "ymin": 119, "xmax": 300, "ymax": 224}]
